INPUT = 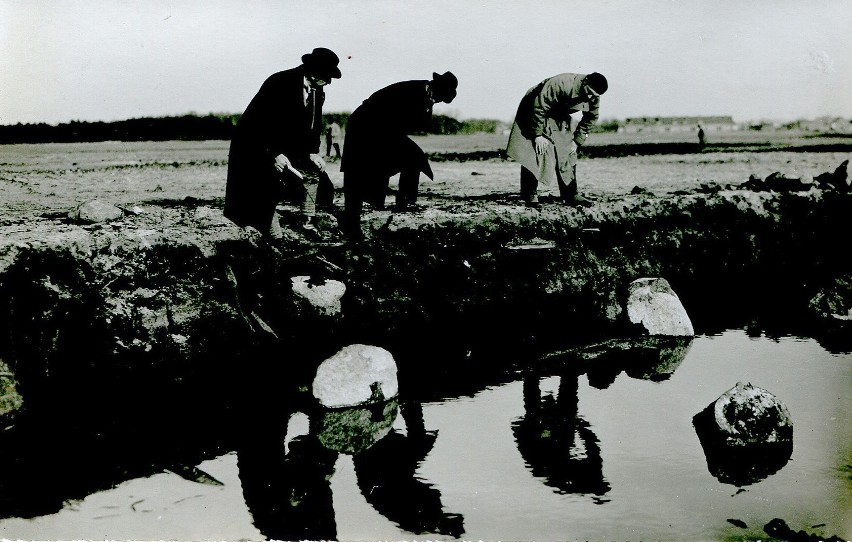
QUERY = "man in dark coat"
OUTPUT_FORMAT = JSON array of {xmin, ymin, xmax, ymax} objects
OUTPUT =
[
  {"xmin": 225, "ymin": 47, "xmax": 341, "ymax": 237},
  {"xmin": 506, "ymin": 72, "xmax": 608, "ymax": 207},
  {"xmin": 340, "ymin": 71, "xmax": 458, "ymax": 238}
]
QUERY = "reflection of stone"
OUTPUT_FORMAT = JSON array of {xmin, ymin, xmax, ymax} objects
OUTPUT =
[
  {"xmin": 624, "ymin": 336, "xmax": 694, "ymax": 382},
  {"xmin": 291, "ymin": 276, "xmax": 346, "ymax": 316},
  {"xmin": 627, "ymin": 277, "xmax": 694, "ymax": 336},
  {"xmin": 312, "ymin": 344, "xmax": 399, "ymax": 408},
  {"xmin": 550, "ymin": 336, "xmax": 693, "ymax": 387},
  {"xmin": 317, "ymin": 399, "xmax": 399, "ymax": 454},
  {"xmin": 693, "ymin": 382, "xmax": 794, "ymax": 486}
]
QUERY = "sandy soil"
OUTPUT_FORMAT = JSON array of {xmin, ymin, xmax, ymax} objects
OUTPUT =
[{"xmin": 1, "ymin": 136, "xmax": 850, "ymax": 224}]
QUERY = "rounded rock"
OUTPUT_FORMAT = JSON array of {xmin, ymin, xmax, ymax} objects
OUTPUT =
[{"xmin": 312, "ymin": 344, "xmax": 398, "ymax": 409}]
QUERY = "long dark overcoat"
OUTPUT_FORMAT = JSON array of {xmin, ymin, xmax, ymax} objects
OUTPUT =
[
  {"xmin": 340, "ymin": 80, "xmax": 434, "ymax": 183},
  {"xmin": 225, "ymin": 66, "xmax": 325, "ymax": 230}
]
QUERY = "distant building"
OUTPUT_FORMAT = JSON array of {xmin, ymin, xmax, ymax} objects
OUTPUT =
[
  {"xmin": 619, "ymin": 116, "xmax": 737, "ymax": 134},
  {"xmin": 798, "ymin": 117, "xmax": 852, "ymax": 133}
]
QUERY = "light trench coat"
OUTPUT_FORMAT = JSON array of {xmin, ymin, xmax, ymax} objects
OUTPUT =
[{"xmin": 506, "ymin": 73, "xmax": 600, "ymax": 186}]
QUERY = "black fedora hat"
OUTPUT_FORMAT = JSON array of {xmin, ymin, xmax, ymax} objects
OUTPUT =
[
  {"xmin": 431, "ymin": 71, "xmax": 458, "ymax": 103},
  {"xmin": 302, "ymin": 47, "xmax": 342, "ymax": 79}
]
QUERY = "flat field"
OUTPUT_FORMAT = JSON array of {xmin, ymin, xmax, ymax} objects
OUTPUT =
[{"xmin": 1, "ymin": 131, "xmax": 850, "ymax": 223}]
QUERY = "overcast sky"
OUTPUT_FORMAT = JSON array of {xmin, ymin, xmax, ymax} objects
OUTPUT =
[{"xmin": 2, "ymin": 0, "xmax": 851, "ymax": 125}]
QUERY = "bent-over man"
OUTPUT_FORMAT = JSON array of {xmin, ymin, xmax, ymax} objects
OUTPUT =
[
  {"xmin": 225, "ymin": 47, "xmax": 341, "ymax": 238},
  {"xmin": 506, "ymin": 72, "xmax": 608, "ymax": 207},
  {"xmin": 340, "ymin": 71, "xmax": 458, "ymax": 238}
]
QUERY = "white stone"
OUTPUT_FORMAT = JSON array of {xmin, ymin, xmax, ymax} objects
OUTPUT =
[
  {"xmin": 69, "ymin": 199, "xmax": 124, "ymax": 223},
  {"xmin": 312, "ymin": 344, "xmax": 398, "ymax": 408},
  {"xmin": 291, "ymin": 276, "xmax": 346, "ymax": 316},
  {"xmin": 712, "ymin": 381, "xmax": 793, "ymax": 446},
  {"xmin": 626, "ymin": 277, "xmax": 694, "ymax": 336}
]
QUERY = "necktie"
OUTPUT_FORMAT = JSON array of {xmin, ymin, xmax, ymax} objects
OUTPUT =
[{"xmin": 307, "ymin": 88, "xmax": 317, "ymax": 130}]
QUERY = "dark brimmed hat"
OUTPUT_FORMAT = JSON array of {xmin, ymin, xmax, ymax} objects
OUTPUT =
[
  {"xmin": 302, "ymin": 47, "xmax": 342, "ymax": 79},
  {"xmin": 585, "ymin": 72, "xmax": 608, "ymax": 95},
  {"xmin": 431, "ymin": 71, "xmax": 458, "ymax": 103}
]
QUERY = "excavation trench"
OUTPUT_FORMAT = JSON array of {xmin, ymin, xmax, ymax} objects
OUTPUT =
[{"xmin": 0, "ymin": 187, "xmax": 849, "ymax": 428}]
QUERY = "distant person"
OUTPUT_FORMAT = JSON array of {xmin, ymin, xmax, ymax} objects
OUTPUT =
[
  {"xmin": 506, "ymin": 72, "xmax": 608, "ymax": 207},
  {"xmin": 697, "ymin": 124, "xmax": 706, "ymax": 147},
  {"xmin": 224, "ymin": 47, "xmax": 341, "ymax": 239},
  {"xmin": 340, "ymin": 71, "xmax": 459, "ymax": 238},
  {"xmin": 324, "ymin": 121, "xmax": 342, "ymax": 158}
]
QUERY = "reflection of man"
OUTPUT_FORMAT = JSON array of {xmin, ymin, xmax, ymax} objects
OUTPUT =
[
  {"xmin": 341, "ymin": 71, "xmax": 458, "ymax": 238},
  {"xmin": 507, "ymin": 72, "xmax": 608, "ymax": 207},
  {"xmin": 225, "ymin": 47, "xmax": 340, "ymax": 238},
  {"xmin": 237, "ymin": 411, "xmax": 339, "ymax": 541},
  {"xmin": 352, "ymin": 402, "xmax": 465, "ymax": 538},
  {"xmin": 512, "ymin": 372, "xmax": 610, "ymax": 499}
]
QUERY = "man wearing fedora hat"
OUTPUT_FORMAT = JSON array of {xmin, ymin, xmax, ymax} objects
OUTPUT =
[
  {"xmin": 225, "ymin": 47, "xmax": 341, "ymax": 239},
  {"xmin": 340, "ymin": 71, "xmax": 458, "ymax": 239},
  {"xmin": 506, "ymin": 72, "xmax": 608, "ymax": 207}
]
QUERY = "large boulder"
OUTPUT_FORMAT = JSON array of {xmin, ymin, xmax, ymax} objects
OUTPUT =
[
  {"xmin": 701, "ymin": 381, "xmax": 793, "ymax": 446},
  {"xmin": 626, "ymin": 277, "xmax": 694, "ymax": 336},
  {"xmin": 693, "ymin": 382, "xmax": 794, "ymax": 485},
  {"xmin": 312, "ymin": 344, "xmax": 399, "ymax": 409}
]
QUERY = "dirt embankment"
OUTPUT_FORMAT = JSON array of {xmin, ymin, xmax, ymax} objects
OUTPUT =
[{"xmin": 1, "ymin": 180, "xmax": 850, "ymax": 425}]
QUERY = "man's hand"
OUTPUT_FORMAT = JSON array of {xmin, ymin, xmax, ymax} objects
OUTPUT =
[
  {"xmin": 534, "ymin": 135, "xmax": 550, "ymax": 155},
  {"xmin": 273, "ymin": 154, "xmax": 291, "ymax": 173},
  {"xmin": 567, "ymin": 140, "xmax": 578, "ymax": 155},
  {"xmin": 309, "ymin": 153, "xmax": 327, "ymax": 172}
]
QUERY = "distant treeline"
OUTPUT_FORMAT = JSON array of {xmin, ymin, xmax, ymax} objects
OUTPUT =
[{"xmin": 0, "ymin": 112, "xmax": 511, "ymax": 144}]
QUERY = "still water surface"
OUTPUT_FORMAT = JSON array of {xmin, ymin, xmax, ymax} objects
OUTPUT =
[{"xmin": 0, "ymin": 330, "xmax": 848, "ymax": 541}]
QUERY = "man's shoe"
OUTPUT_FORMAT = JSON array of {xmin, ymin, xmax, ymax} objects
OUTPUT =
[
  {"xmin": 563, "ymin": 194, "xmax": 594, "ymax": 208},
  {"xmin": 524, "ymin": 194, "xmax": 540, "ymax": 208},
  {"xmin": 394, "ymin": 202, "xmax": 426, "ymax": 212}
]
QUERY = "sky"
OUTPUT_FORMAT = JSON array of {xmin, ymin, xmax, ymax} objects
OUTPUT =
[{"xmin": 1, "ymin": 0, "xmax": 851, "ymax": 125}]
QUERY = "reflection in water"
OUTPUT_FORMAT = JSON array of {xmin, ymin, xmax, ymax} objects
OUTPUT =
[
  {"xmin": 317, "ymin": 399, "xmax": 399, "ymax": 454},
  {"xmin": 623, "ymin": 337, "xmax": 694, "ymax": 382},
  {"xmin": 237, "ymin": 406, "xmax": 339, "ymax": 541},
  {"xmin": 352, "ymin": 402, "xmax": 465, "ymax": 538},
  {"xmin": 512, "ymin": 371, "xmax": 610, "ymax": 501},
  {"xmin": 548, "ymin": 337, "xmax": 694, "ymax": 389},
  {"xmin": 238, "ymin": 399, "xmax": 464, "ymax": 540},
  {"xmin": 692, "ymin": 407, "xmax": 794, "ymax": 487}
]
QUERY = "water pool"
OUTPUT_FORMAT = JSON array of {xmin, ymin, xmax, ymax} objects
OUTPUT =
[{"xmin": 0, "ymin": 330, "xmax": 848, "ymax": 541}]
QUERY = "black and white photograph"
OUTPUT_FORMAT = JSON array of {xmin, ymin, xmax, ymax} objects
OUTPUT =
[{"xmin": 1, "ymin": 1, "xmax": 850, "ymax": 540}]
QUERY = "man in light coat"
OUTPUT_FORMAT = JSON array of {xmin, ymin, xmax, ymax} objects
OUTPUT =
[
  {"xmin": 506, "ymin": 72, "xmax": 608, "ymax": 207},
  {"xmin": 225, "ymin": 47, "xmax": 341, "ymax": 238}
]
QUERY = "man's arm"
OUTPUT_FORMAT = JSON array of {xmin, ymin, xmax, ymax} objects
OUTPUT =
[{"xmin": 574, "ymin": 95, "xmax": 600, "ymax": 146}]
